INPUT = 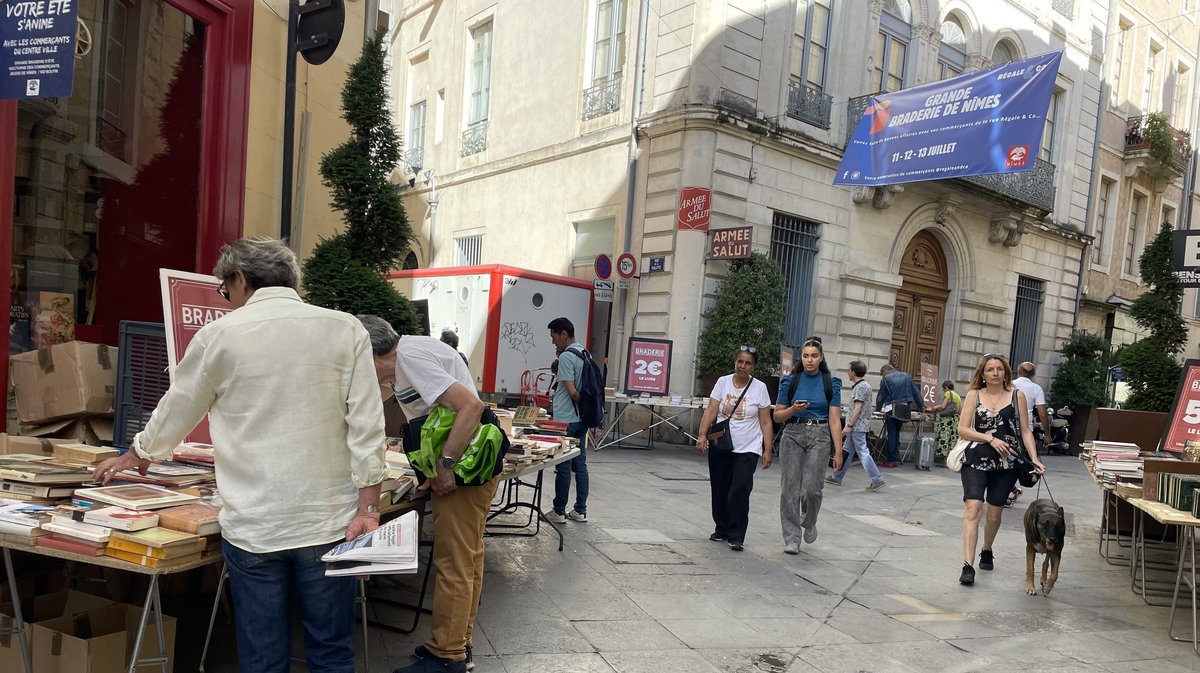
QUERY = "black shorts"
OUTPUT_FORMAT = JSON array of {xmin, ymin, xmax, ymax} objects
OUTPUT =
[{"xmin": 961, "ymin": 466, "xmax": 1020, "ymax": 507}]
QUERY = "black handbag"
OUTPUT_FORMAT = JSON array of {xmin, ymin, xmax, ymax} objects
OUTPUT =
[
  {"xmin": 707, "ymin": 379, "xmax": 752, "ymax": 456},
  {"xmin": 1010, "ymin": 390, "xmax": 1040, "ymax": 488}
]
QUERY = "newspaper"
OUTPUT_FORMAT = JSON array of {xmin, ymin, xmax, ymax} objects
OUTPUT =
[{"xmin": 322, "ymin": 510, "xmax": 418, "ymax": 576}]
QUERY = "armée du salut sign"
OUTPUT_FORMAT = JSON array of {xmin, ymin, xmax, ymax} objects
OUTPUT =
[{"xmin": 835, "ymin": 51, "xmax": 1062, "ymax": 187}]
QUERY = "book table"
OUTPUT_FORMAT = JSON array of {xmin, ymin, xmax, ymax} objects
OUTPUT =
[
  {"xmin": 592, "ymin": 398, "xmax": 704, "ymax": 450},
  {"xmin": 1, "ymin": 538, "xmax": 222, "ymax": 673},
  {"xmin": 488, "ymin": 447, "xmax": 582, "ymax": 551},
  {"xmin": 1124, "ymin": 497, "xmax": 1199, "ymax": 654}
]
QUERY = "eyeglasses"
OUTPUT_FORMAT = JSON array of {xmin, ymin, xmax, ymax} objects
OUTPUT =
[
  {"xmin": 739, "ymin": 345, "xmax": 757, "ymax": 354},
  {"xmin": 216, "ymin": 283, "xmax": 230, "ymax": 302}
]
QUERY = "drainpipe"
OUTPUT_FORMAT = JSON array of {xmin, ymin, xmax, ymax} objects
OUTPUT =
[
  {"xmin": 1073, "ymin": 0, "xmax": 1115, "ymax": 332},
  {"xmin": 613, "ymin": 0, "xmax": 650, "ymax": 362}
]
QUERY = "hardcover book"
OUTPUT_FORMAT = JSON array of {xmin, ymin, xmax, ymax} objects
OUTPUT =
[
  {"xmin": 74, "ymin": 484, "xmax": 199, "ymax": 510},
  {"xmin": 83, "ymin": 506, "xmax": 160, "ymax": 531},
  {"xmin": 106, "ymin": 534, "xmax": 206, "ymax": 559},
  {"xmin": 154, "ymin": 503, "xmax": 220, "ymax": 536},
  {"xmin": 37, "ymin": 533, "xmax": 106, "ymax": 556},
  {"xmin": 110, "ymin": 526, "xmax": 203, "ymax": 549},
  {"xmin": 52, "ymin": 443, "xmax": 120, "ymax": 465},
  {"xmin": 0, "ymin": 456, "xmax": 92, "ymax": 484},
  {"xmin": 104, "ymin": 547, "xmax": 203, "ymax": 568}
]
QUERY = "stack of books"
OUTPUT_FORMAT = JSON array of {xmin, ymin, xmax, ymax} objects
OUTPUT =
[
  {"xmin": 105, "ymin": 527, "xmax": 207, "ymax": 567},
  {"xmin": 1156, "ymin": 472, "xmax": 1200, "ymax": 512},
  {"xmin": 1082, "ymin": 441, "xmax": 1146, "ymax": 485},
  {"xmin": 0, "ymin": 455, "xmax": 95, "ymax": 506},
  {"xmin": 37, "ymin": 506, "xmax": 114, "ymax": 555},
  {"xmin": 0, "ymin": 500, "xmax": 53, "ymax": 542}
]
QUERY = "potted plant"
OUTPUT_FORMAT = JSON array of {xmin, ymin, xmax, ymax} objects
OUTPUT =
[{"xmin": 1049, "ymin": 330, "xmax": 1111, "ymax": 453}]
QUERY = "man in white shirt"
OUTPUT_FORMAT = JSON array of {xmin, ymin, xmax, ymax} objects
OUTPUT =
[
  {"xmin": 93, "ymin": 238, "xmax": 386, "ymax": 673},
  {"xmin": 1012, "ymin": 362, "xmax": 1050, "ymax": 449},
  {"xmin": 360, "ymin": 316, "xmax": 495, "ymax": 673}
]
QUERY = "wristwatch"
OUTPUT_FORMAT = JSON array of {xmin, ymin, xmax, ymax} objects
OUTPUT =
[
  {"xmin": 360, "ymin": 505, "xmax": 381, "ymax": 514},
  {"xmin": 440, "ymin": 454, "xmax": 457, "ymax": 469}
]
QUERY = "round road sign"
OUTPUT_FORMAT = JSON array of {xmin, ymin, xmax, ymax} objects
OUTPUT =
[
  {"xmin": 594, "ymin": 254, "xmax": 613, "ymax": 280},
  {"xmin": 617, "ymin": 253, "xmax": 637, "ymax": 279}
]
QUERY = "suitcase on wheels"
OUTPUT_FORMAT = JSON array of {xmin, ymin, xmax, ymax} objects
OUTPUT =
[{"xmin": 916, "ymin": 436, "xmax": 934, "ymax": 471}]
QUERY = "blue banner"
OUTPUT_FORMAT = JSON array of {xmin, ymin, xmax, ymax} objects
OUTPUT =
[
  {"xmin": 835, "ymin": 51, "xmax": 1063, "ymax": 186},
  {"xmin": 1, "ymin": 0, "xmax": 79, "ymax": 100}
]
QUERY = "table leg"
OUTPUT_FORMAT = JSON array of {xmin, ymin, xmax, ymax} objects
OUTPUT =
[
  {"xmin": 127, "ymin": 573, "xmax": 167, "ymax": 673},
  {"xmin": 198, "ymin": 564, "xmax": 227, "ymax": 673},
  {"xmin": 2, "ymin": 548, "xmax": 32, "ymax": 673},
  {"xmin": 1168, "ymin": 525, "xmax": 1198, "ymax": 655},
  {"xmin": 366, "ymin": 540, "xmax": 437, "ymax": 635}
]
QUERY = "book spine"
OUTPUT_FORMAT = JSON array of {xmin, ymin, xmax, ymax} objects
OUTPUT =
[
  {"xmin": 104, "ymin": 548, "xmax": 161, "ymax": 567},
  {"xmin": 105, "ymin": 537, "xmax": 166, "ymax": 559}
]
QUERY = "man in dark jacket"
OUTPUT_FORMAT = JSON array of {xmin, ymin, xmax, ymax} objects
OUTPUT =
[{"xmin": 875, "ymin": 364, "xmax": 922, "ymax": 467}]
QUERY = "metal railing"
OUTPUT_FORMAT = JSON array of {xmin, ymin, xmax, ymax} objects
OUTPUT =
[
  {"xmin": 1124, "ymin": 114, "xmax": 1191, "ymax": 172},
  {"xmin": 404, "ymin": 147, "xmax": 423, "ymax": 172},
  {"xmin": 460, "ymin": 120, "xmax": 488, "ymax": 157},
  {"xmin": 786, "ymin": 81, "xmax": 833, "ymax": 130},
  {"xmin": 845, "ymin": 92, "xmax": 880, "ymax": 145},
  {"xmin": 581, "ymin": 77, "xmax": 622, "ymax": 120}
]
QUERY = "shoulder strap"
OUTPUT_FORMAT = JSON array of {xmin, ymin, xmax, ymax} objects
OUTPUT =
[
  {"xmin": 822, "ymin": 371, "xmax": 832, "ymax": 405},
  {"xmin": 1011, "ymin": 389, "xmax": 1021, "ymax": 431},
  {"xmin": 787, "ymin": 371, "xmax": 798, "ymax": 403}
]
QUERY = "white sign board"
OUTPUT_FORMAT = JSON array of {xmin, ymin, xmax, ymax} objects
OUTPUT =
[
  {"xmin": 593, "ymin": 279, "xmax": 614, "ymax": 303},
  {"xmin": 617, "ymin": 278, "xmax": 633, "ymax": 290}
]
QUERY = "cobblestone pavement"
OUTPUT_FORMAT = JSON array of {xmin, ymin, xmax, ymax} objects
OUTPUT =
[{"xmin": 210, "ymin": 445, "xmax": 1199, "ymax": 672}]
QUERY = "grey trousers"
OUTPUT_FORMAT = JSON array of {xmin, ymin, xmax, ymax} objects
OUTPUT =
[{"xmin": 779, "ymin": 423, "xmax": 832, "ymax": 546}]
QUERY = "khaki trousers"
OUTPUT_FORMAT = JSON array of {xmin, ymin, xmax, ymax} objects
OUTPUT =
[{"xmin": 425, "ymin": 478, "xmax": 499, "ymax": 660}]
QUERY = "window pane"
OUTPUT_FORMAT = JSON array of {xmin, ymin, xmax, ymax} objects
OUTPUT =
[
  {"xmin": 810, "ymin": 5, "xmax": 829, "ymax": 46},
  {"xmin": 806, "ymin": 45, "xmax": 826, "ymax": 89},
  {"xmin": 889, "ymin": 40, "xmax": 906, "ymax": 80}
]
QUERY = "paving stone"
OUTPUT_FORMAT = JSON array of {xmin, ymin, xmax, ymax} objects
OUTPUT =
[
  {"xmin": 499, "ymin": 653, "xmax": 616, "ymax": 673},
  {"xmin": 660, "ymin": 618, "xmax": 782, "ymax": 649},
  {"xmin": 601, "ymin": 528, "xmax": 676, "ymax": 543},
  {"xmin": 548, "ymin": 592, "xmax": 651, "ymax": 621},
  {"xmin": 602, "ymin": 649, "xmax": 724, "ymax": 673},
  {"xmin": 480, "ymin": 620, "xmax": 594, "ymax": 655},
  {"xmin": 573, "ymin": 619, "xmax": 689, "ymax": 651},
  {"xmin": 627, "ymin": 592, "xmax": 733, "ymax": 620}
]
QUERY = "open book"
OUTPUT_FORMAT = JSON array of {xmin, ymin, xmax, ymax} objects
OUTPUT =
[{"xmin": 322, "ymin": 510, "xmax": 418, "ymax": 577}]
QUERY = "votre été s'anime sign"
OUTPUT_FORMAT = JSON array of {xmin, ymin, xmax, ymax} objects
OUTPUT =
[
  {"xmin": 835, "ymin": 51, "xmax": 1062, "ymax": 187},
  {"xmin": 0, "ymin": 0, "xmax": 78, "ymax": 100}
]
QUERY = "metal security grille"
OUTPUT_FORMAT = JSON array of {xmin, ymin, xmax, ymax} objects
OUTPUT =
[
  {"xmin": 1010, "ymin": 276, "xmax": 1045, "ymax": 366},
  {"xmin": 114, "ymin": 321, "xmax": 170, "ymax": 449},
  {"xmin": 770, "ymin": 213, "xmax": 821, "ymax": 346},
  {"xmin": 455, "ymin": 234, "xmax": 483, "ymax": 266}
]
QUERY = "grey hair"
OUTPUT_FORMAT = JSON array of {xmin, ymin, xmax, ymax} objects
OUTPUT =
[
  {"xmin": 880, "ymin": 364, "xmax": 894, "ymax": 374},
  {"xmin": 440, "ymin": 328, "xmax": 459, "ymax": 349},
  {"xmin": 356, "ymin": 315, "xmax": 400, "ymax": 356},
  {"xmin": 212, "ymin": 237, "xmax": 301, "ymax": 290}
]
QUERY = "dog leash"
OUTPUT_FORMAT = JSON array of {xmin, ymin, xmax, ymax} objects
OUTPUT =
[{"xmin": 1034, "ymin": 471, "xmax": 1056, "ymax": 504}]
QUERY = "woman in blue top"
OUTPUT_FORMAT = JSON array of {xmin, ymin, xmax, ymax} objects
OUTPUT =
[{"xmin": 772, "ymin": 337, "xmax": 842, "ymax": 554}]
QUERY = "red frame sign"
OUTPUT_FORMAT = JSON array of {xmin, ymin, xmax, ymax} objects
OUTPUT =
[
  {"xmin": 677, "ymin": 187, "xmax": 712, "ymax": 231},
  {"xmin": 920, "ymin": 363, "xmax": 940, "ymax": 409},
  {"xmin": 161, "ymin": 269, "xmax": 233, "ymax": 443},
  {"xmin": 1159, "ymin": 359, "xmax": 1200, "ymax": 453},
  {"xmin": 625, "ymin": 338, "xmax": 673, "ymax": 395}
]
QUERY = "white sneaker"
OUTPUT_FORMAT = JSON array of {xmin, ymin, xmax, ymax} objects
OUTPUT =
[
  {"xmin": 784, "ymin": 542, "xmax": 800, "ymax": 555},
  {"xmin": 567, "ymin": 510, "xmax": 588, "ymax": 522},
  {"xmin": 545, "ymin": 511, "xmax": 567, "ymax": 524}
]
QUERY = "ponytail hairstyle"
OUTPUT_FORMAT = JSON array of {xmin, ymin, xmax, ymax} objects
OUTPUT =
[{"xmin": 792, "ymin": 335, "xmax": 830, "ymax": 376}]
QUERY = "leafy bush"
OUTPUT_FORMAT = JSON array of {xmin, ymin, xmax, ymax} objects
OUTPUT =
[
  {"xmin": 694, "ymin": 252, "xmax": 786, "ymax": 381},
  {"xmin": 1118, "ymin": 221, "xmax": 1186, "ymax": 411},
  {"xmin": 301, "ymin": 33, "xmax": 419, "ymax": 335},
  {"xmin": 1048, "ymin": 331, "xmax": 1110, "ymax": 408}
]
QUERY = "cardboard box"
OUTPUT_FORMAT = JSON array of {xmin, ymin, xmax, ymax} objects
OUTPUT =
[
  {"xmin": 10, "ymin": 342, "xmax": 117, "ymax": 425},
  {"xmin": 1, "ymin": 590, "xmax": 114, "ymax": 671},
  {"xmin": 21, "ymin": 418, "xmax": 114, "ymax": 448},
  {"xmin": 0, "ymin": 433, "xmax": 72, "ymax": 456},
  {"xmin": 31, "ymin": 603, "xmax": 175, "ymax": 673}
]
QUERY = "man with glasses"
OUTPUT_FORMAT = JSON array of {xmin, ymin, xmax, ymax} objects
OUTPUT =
[{"xmin": 93, "ymin": 238, "xmax": 386, "ymax": 673}]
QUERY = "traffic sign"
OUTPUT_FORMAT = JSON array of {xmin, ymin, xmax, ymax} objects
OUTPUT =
[
  {"xmin": 617, "ymin": 253, "xmax": 637, "ymax": 279},
  {"xmin": 593, "ymin": 279, "xmax": 614, "ymax": 302},
  {"xmin": 594, "ymin": 254, "xmax": 612, "ymax": 280}
]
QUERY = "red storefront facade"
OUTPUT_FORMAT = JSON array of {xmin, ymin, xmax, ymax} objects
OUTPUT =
[{"xmin": 0, "ymin": 0, "xmax": 253, "ymax": 389}]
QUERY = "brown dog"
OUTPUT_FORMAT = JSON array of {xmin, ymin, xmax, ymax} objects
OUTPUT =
[{"xmin": 1024, "ymin": 498, "xmax": 1065, "ymax": 596}]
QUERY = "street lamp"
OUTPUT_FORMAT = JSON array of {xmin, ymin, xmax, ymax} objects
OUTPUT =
[{"xmin": 424, "ymin": 170, "xmax": 439, "ymax": 266}]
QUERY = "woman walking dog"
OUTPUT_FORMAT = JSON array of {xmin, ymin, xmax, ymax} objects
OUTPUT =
[{"xmin": 956, "ymin": 354, "xmax": 1045, "ymax": 585}]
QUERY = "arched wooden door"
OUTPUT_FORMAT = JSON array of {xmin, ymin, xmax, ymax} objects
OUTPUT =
[{"xmin": 890, "ymin": 231, "xmax": 949, "ymax": 377}]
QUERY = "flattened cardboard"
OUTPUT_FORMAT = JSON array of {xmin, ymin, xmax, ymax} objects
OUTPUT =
[
  {"xmin": 10, "ymin": 342, "xmax": 117, "ymax": 424},
  {"xmin": 22, "ymin": 417, "xmax": 114, "ymax": 448}
]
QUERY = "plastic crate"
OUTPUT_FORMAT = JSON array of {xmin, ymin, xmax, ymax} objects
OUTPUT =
[{"xmin": 113, "ymin": 321, "xmax": 170, "ymax": 449}]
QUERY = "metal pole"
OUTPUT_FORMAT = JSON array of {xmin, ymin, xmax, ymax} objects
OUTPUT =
[{"xmin": 281, "ymin": 0, "xmax": 300, "ymax": 243}]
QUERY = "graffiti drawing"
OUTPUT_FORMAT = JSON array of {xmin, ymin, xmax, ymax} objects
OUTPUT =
[{"xmin": 500, "ymin": 321, "xmax": 536, "ymax": 360}]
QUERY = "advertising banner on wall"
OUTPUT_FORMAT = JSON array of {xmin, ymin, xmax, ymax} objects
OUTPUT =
[
  {"xmin": 677, "ymin": 187, "xmax": 712, "ymax": 231},
  {"xmin": 0, "ymin": 0, "xmax": 79, "ymax": 100},
  {"xmin": 835, "ymin": 51, "xmax": 1062, "ymax": 187},
  {"xmin": 161, "ymin": 269, "xmax": 233, "ymax": 443},
  {"xmin": 1171, "ymin": 229, "xmax": 1200, "ymax": 287},
  {"xmin": 625, "ymin": 338, "xmax": 672, "ymax": 395}
]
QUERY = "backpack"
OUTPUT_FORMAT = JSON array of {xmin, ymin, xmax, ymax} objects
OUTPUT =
[{"xmin": 564, "ymin": 346, "xmax": 606, "ymax": 428}]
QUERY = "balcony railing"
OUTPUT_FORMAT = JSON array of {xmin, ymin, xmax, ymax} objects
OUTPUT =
[
  {"xmin": 404, "ymin": 147, "xmax": 424, "ymax": 172},
  {"xmin": 959, "ymin": 158, "xmax": 1057, "ymax": 213},
  {"xmin": 582, "ymin": 77, "xmax": 622, "ymax": 121},
  {"xmin": 1124, "ymin": 114, "xmax": 1191, "ymax": 173},
  {"xmin": 786, "ymin": 81, "xmax": 832, "ymax": 130},
  {"xmin": 845, "ymin": 93, "xmax": 1056, "ymax": 213},
  {"xmin": 460, "ymin": 120, "xmax": 487, "ymax": 157}
]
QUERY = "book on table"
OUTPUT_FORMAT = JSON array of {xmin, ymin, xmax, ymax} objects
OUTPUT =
[
  {"xmin": 106, "ymin": 534, "xmax": 206, "ymax": 559},
  {"xmin": 42, "ymin": 514, "xmax": 111, "ymax": 543},
  {"xmin": 74, "ymin": 484, "xmax": 200, "ymax": 510},
  {"xmin": 104, "ymin": 547, "xmax": 204, "ymax": 568},
  {"xmin": 154, "ymin": 503, "xmax": 220, "ymax": 536},
  {"xmin": 322, "ymin": 510, "xmax": 418, "ymax": 576},
  {"xmin": 0, "ymin": 456, "xmax": 93, "ymax": 484},
  {"xmin": 37, "ymin": 533, "xmax": 107, "ymax": 556},
  {"xmin": 0, "ymin": 500, "xmax": 53, "ymax": 537},
  {"xmin": 109, "ymin": 526, "xmax": 205, "ymax": 551},
  {"xmin": 52, "ymin": 443, "xmax": 120, "ymax": 465},
  {"xmin": 0, "ymin": 480, "xmax": 76, "ymax": 498},
  {"xmin": 83, "ymin": 506, "xmax": 160, "ymax": 531}
]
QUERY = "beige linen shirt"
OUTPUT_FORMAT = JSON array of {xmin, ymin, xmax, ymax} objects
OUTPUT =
[{"xmin": 131, "ymin": 287, "xmax": 386, "ymax": 553}]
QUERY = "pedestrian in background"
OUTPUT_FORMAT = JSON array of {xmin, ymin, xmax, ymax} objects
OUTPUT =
[
  {"xmin": 440, "ymin": 328, "xmax": 469, "ymax": 366},
  {"xmin": 875, "ymin": 364, "xmax": 922, "ymax": 467},
  {"xmin": 956, "ymin": 354, "xmax": 1045, "ymax": 586},
  {"xmin": 827, "ymin": 360, "xmax": 884, "ymax": 491},
  {"xmin": 774, "ymin": 337, "xmax": 843, "ymax": 554},
  {"xmin": 546, "ymin": 317, "xmax": 589, "ymax": 524},
  {"xmin": 925, "ymin": 380, "xmax": 962, "ymax": 460},
  {"xmin": 696, "ymin": 345, "xmax": 773, "ymax": 552}
]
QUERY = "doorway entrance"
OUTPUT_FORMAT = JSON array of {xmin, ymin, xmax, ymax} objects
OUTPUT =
[{"xmin": 890, "ymin": 230, "xmax": 949, "ymax": 377}]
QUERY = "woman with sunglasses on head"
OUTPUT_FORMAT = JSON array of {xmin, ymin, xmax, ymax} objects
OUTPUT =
[
  {"xmin": 773, "ymin": 337, "xmax": 842, "ymax": 554},
  {"xmin": 956, "ymin": 353, "xmax": 1045, "ymax": 585},
  {"xmin": 696, "ymin": 345, "xmax": 773, "ymax": 551}
]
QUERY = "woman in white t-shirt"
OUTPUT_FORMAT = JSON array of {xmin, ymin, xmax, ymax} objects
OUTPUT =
[{"xmin": 695, "ymin": 345, "xmax": 773, "ymax": 551}]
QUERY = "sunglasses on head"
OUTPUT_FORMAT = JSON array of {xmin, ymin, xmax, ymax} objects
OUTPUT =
[
  {"xmin": 983, "ymin": 353, "xmax": 1007, "ymax": 361},
  {"xmin": 739, "ymin": 345, "xmax": 757, "ymax": 354}
]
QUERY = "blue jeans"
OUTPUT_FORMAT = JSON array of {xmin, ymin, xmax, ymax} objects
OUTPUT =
[
  {"xmin": 831, "ymin": 431, "xmax": 883, "ymax": 483},
  {"xmin": 885, "ymin": 415, "xmax": 904, "ymax": 462},
  {"xmin": 553, "ymin": 422, "xmax": 589, "ymax": 514},
  {"xmin": 221, "ymin": 538, "xmax": 356, "ymax": 673}
]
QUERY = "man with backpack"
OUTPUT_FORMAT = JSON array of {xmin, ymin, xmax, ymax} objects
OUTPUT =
[{"xmin": 546, "ymin": 317, "xmax": 598, "ymax": 523}]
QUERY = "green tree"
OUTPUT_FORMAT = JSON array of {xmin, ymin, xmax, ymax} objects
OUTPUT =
[
  {"xmin": 695, "ymin": 253, "xmax": 787, "ymax": 381},
  {"xmin": 1118, "ymin": 221, "xmax": 1187, "ymax": 411},
  {"xmin": 301, "ymin": 33, "xmax": 418, "ymax": 335},
  {"xmin": 1048, "ymin": 331, "xmax": 1111, "ymax": 408}
]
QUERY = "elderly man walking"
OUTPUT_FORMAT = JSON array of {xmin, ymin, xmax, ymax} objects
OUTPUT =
[
  {"xmin": 875, "ymin": 363, "xmax": 922, "ymax": 468},
  {"xmin": 94, "ymin": 238, "xmax": 386, "ymax": 673}
]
